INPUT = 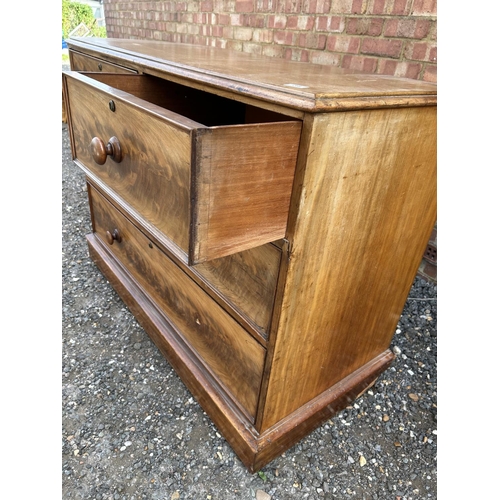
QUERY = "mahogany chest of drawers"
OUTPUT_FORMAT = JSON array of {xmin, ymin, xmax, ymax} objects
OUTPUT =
[{"xmin": 63, "ymin": 38, "xmax": 437, "ymax": 472}]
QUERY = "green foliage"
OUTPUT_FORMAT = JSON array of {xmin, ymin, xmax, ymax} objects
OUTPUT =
[
  {"xmin": 62, "ymin": 0, "xmax": 106, "ymax": 39},
  {"xmin": 257, "ymin": 470, "xmax": 268, "ymax": 482}
]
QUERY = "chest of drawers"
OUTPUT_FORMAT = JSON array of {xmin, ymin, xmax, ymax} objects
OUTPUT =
[{"xmin": 63, "ymin": 38, "xmax": 437, "ymax": 472}]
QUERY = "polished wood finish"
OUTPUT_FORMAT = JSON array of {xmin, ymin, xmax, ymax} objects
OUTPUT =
[
  {"xmin": 63, "ymin": 71, "xmax": 301, "ymax": 264},
  {"xmin": 194, "ymin": 242, "xmax": 282, "ymax": 336},
  {"xmin": 259, "ymin": 106, "xmax": 437, "ymax": 430},
  {"xmin": 64, "ymin": 38, "xmax": 437, "ymax": 472},
  {"xmin": 90, "ymin": 185, "xmax": 265, "ymax": 419},
  {"xmin": 90, "ymin": 136, "xmax": 122, "ymax": 165},
  {"xmin": 67, "ymin": 37, "xmax": 436, "ymax": 112},
  {"xmin": 70, "ymin": 49, "xmax": 138, "ymax": 74}
]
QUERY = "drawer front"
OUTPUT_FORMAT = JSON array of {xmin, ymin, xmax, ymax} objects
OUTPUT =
[
  {"xmin": 70, "ymin": 50, "xmax": 137, "ymax": 73},
  {"xmin": 63, "ymin": 71, "xmax": 301, "ymax": 265},
  {"xmin": 89, "ymin": 185, "xmax": 266, "ymax": 419},
  {"xmin": 65, "ymin": 72, "xmax": 193, "ymax": 255}
]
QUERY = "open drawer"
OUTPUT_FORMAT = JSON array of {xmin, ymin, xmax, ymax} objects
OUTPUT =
[{"xmin": 63, "ymin": 71, "xmax": 302, "ymax": 264}]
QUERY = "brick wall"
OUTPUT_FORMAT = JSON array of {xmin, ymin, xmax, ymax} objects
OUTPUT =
[{"xmin": 103, "ymin": 0, "xmax": 437, "ymax": 82}]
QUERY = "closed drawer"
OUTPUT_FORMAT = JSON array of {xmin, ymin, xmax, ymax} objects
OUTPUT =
[
  {"xmin": 63, "ymin": 71, "xmax": 301, "ymax": 265},
  {"xmin": 69, "ymin": 50, "xmax": 138, "ymax": 73},
  {"xmin": 89, "ymin": 184, "xmax": 266, "ymax": 419}
]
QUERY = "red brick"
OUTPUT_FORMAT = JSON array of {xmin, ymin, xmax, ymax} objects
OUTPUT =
[
  {"xmin": 262, "ymin": 44, "xmax": 284, "ymax": 57},
  {"xmin": 417, "ymin": 260, "xmax": 437, "ymax": 282},
  {"xmin": 415, "ymin": 20, "xmax": 431, "ymax": 38},
  {"xmin": 287, "ymin": 15, "xmax": 315, "ymax": 30},
  {"xmin": 283, "ymin": 0, "xmax": 303, "ymax": 13},
  {"xmin": 302, "ymin": 0, "xmax": 332, "ymax": 13},
  {"xmin": 315, "ymin": 15, "xmax": 345, "ymax": 32},
  {"xmin": 392, "ymin": 0, "xmax": 410, "ymax": 15},
  {"xmin": 371, "ymin": 0, "xmax": 386, "ymax": 14},
  {"xmin": 423, "ymin": 63, "xmax": 436, "ymax": 82},
  {"xmin": 346, "ymin": 17, "xmax": 384, "ymax": 36},
  {"xmin": 243, "ymin": 14, "xmax": 265, "ymax": 26},
  {"xmin": 235, "ymin": 0, "xmax": 254, "ymax": 13},
  {"xmin": 252, "ymin": 28, "xmax": 274, "ymax": 43},
  {"xmin": 342, "ymin": 54, "xmax": 378, "ymax": 73},
  {"xmin": 297, "ymin": 32, "xmax": 327, "ymax": 49},
  {"xmin": 412, "ymin": 0, "xmax": 437, "ymax": 15},
  {"xmin": 212, "ymin": 25, "xmax": 224, "ymax": 36},
  {"xmin": 384, "ymin": 19, "xmax": 429, "ymax": 38},
  {"xmin": 327, "ymin": 34, "xmax": 360, "ymax": 53},
  {"xmin": 361, "ymin": 38, "xmax": 403, "ymax": 58},
  {"xmin": 230, "ymin": 13, "xmax": 244, "ymax": 25},
  {"xmin": 403, "ymin": 62, "xmax": 422, "ymax": 79},
  {"xmin": 255, "ymin": 0, "xmax": 276, "ymax": 12},
  {"xmin": 429, "ymin": 46, "xmax": 437, "ymax": 63},
  {"xmin": 380, "ymin": 60, "xmax": 422, "ymax": 79},
  {"xmin": 404, "ymin": 41, "xmax": 435, "ymax": 61},
  {"xmin": 274, "ymin": 30, "xmax": 294, "ymax": 44},
  {"xmin": 268, "ymin": 14, "xmax": 287, "ymax": 28},
  {"xmin": 309, "ymin": 49, "xmax": 341, "ymax": 65},
  {"xmin": 242, "ymin": 42, "xmax": 264, "ymax": 54},
  {"xmin": 200, "ymin": 0, "xmax": 213, "ymax": 11},
  {"xmin": 351, "ymin": 0, "xmax": 366, "ymax": 14},
  {"xmin": 379, "ymin": 59, "xmax": 397, "ymax": 75},
  {"xmin": 330, "ymin": 0, "xmax": 353, "ymax": 14},
  {"xmin": 219, "ymin": 14, "xmax": 231, "ymax": 24}
]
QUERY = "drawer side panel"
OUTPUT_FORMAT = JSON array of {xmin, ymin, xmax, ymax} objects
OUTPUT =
[{"xmin": 193, "ymin": 122, "xmax": 302, "ymax": 263}]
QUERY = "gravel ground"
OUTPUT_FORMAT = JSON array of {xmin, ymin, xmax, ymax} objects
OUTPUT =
[{"xmin": 62, "ymin": 112, "xmax": 437, "ymax": 499}]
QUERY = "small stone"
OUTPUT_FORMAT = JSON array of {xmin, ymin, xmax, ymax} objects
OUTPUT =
[
  {"xmin": 171, "ymin": 493, "xmax": 180, "ymax": 500},
  {"xmin": 256, "ymin": 490, "xmax": 271, "ymax": 500},
  {"xmin": 393, "ymin": 346, "xmax": 402, "ymax": 355},
  {"xmin": 409, "ymin": 393, "xmax": 419, "ymax": 401},
  {"xmin": 359, "ymin": 455, "xmax": 367, "ymax": 467}
]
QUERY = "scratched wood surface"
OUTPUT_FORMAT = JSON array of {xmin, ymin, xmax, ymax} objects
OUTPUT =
[{"xmin": 67, "ymin": 37, "xmax": 437, "ymax": 111}]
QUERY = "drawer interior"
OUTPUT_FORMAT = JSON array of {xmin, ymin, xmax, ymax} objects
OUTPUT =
[
  {"xmin": 64, "ymin": 70, "xmax": 302, "ymax": 264},
  {"xmin": 83, "ymin": 72, "xmax": 295, "ymax": 127}
]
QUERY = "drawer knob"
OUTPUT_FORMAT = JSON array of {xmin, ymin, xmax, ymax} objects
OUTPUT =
[
  {"xmin": 90, "ymin": 136, "xmax": 122, "ymax": 165},
  {"xmin": 105, "ymin": 229, "xmax": 122, "ymax": 245}
]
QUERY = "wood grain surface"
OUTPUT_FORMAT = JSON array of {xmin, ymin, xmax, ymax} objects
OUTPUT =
[
  {"xmin": 64, "ymin": 72, "xmax": 193, "ymax": 254},
  {"xmin": 192, "ymin": 121, "xmax": 302, "ymax": 263},
  {"xmin": 70, "ymin": 50, "xmax": 138, "ymax": 74},
  {"xmin": 259, "ymin": 105, "xmax": 437, "ymax": 430},
  {"xmin": 64, "ymin": 71, "xmax": 301, "ymax": 264},
  {"xmin": 194, "ymin": 242, "xmax": 282, "ymax": 336},
  {"xmin": 90, "ymin": 185, "xmax": 266, "ymax": 418},
  {"xmin": 67, "ymin": 38, "xmax": 437, "ymax": 111}
]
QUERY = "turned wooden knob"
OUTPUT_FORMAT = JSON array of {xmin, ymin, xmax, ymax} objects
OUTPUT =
[
  {"xmin": 90, "ymin": 136, "xmax": 122, "ymax": 165},
  {"xmin": 105, "ymin": 228, "xmax": 122, "ymax": 245}
]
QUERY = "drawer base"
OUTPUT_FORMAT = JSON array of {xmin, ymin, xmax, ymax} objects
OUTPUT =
[{"xmin": 87, "ymin": 232, "xmax": 394, "ymax": 472}]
